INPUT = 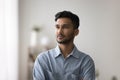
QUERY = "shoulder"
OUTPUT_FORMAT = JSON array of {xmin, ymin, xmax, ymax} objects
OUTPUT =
[
  {"xmin": 79, "ymin": 51, "xmax": 95, "ymax": 67},
  {"xmin": 76, "ymin": 50, "xmax": 94, "ymax": 64},
  {"xmin": 74, "ymin": 46, "xmax": 93, "ymax": 60},
  {"xmin": 36, "ymin": 48, "xmax": 55, "ymax": 62}
]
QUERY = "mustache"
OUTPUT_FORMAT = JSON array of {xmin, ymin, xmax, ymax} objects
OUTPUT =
[{"xmin": 57, "ymin": 34, "xmax": 65, "ymax": 37}]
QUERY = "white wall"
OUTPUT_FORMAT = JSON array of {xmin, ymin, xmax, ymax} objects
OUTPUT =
[
  {"xmin": 0, "ymin": 0, "xmax": 19, "ymax": 80},
  {"xmin": 19, "ymin": 0, "xmax": 120, "ymax": 80}
]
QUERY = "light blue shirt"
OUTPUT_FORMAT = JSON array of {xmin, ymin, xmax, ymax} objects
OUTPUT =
[{"xmin": 33, "ymin": 45, "xmax": 95, "ymax": 80}]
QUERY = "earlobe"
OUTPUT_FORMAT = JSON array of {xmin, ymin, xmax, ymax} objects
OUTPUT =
[{"xmin": 74, "ymin": 29, "xmax": 79, "ymax": 36}]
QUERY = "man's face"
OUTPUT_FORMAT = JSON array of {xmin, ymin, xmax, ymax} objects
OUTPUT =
[{"xmin": 55, "ymin": 18, "xmax": 78, "ymax": 44}]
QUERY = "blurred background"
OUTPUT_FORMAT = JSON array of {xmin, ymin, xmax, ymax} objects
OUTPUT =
[{"xmin": 0, "ymin": 0, "xmax": 120, "ymax": 80}]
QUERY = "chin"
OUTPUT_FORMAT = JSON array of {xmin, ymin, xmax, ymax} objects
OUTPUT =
[{"xmin": 57, "ymin": 41, "xmax": 69, "ymax": 44}]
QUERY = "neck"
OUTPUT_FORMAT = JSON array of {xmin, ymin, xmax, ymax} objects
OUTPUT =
[{"xmin": 58, "ymin": 43, "xmax": 74, "ymax": 58}]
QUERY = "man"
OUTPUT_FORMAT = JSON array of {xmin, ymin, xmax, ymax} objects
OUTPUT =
[{"xmin": 33, "ymin": 11, "xmax": 95, "ymax": 80}]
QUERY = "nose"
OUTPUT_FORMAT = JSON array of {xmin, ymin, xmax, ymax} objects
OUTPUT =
[{"xmin": 57, "ymin": 28, "xmax": 63, "ymax": 34}]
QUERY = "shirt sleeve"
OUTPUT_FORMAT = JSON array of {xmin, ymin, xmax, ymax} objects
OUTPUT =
[
  {"xmin": 33, "ymin": 55, "xmax": 45, "ymax": 80},
  {"xmin": 81, "ymin": 55, "xmax": 95, "ymax": 80}
]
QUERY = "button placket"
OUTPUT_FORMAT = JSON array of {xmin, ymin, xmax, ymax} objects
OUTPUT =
[{"xmin": 63, "ymin": 58, "xmax": 70, "ymax": 74}]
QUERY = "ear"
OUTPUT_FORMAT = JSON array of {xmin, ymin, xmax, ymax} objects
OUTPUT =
[{"xmin": 74, "ymin": 29, "xmax": 79, "ymax": 36}]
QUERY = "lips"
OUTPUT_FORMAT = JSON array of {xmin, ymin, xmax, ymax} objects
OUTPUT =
[{"xmin": 57, "ymin": 35, "xmax": 64, "ymax": 39}]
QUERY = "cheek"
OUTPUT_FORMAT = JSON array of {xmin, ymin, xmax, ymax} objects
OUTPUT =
[
  {"xmin": 65, "ymin": 31, "xmax": 74, "ymax": 37},
  {"xmin": 64, "ymin": 29, "xmax": 71, "ymax": 33},
  {"xmin": 55, "ymin": 29, "xmax": 57, "ymax": 35}
]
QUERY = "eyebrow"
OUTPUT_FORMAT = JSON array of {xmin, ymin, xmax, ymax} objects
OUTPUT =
[{"xmin": 55, "ymin": 23, "xmax": 73, "ymax": 26}]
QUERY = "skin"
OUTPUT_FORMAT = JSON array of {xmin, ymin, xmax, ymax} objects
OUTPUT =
[{"xmin": 55, "ymin": 18, "xmax": 79, "ymax": 58}]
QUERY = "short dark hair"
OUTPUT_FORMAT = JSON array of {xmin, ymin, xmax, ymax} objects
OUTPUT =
[{"xmin": 55, "ymin": 10, "xmax": 80, "ymax": 29}]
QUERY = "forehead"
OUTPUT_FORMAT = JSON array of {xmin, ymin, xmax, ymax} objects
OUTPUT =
[{"xmin": 55, "ymin": 18, "xmax": 72, "ymax": 24}]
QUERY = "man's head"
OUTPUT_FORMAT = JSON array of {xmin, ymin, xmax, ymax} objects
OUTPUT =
[
  {"xmin": 55, "ymin": 10, "xmax": 80, "ymax": 29},
  {"xmin": 55, "ymin": 11, "xmax": 80, "ymax": 44}
]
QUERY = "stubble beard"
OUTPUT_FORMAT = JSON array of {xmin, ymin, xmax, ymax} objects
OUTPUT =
[
  {"xmin": 56, "ymin": 36, "xmax": 74, "ymax": 44},
  {"xmin": 57, "ymin": 39, "xmax": 71, "ymax": 44}
]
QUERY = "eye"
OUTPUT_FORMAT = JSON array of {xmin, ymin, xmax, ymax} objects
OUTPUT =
[{"xmin": 55, "ymin": 24, "xmax": 60, "ymax": 29}]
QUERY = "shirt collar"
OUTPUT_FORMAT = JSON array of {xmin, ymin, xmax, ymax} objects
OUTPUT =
[
  {"xmin": 71, "ymin": 46, "xmax": 80, "ymax": 58},
  {"xmin": 54, "ymin": 45, "xmax": 80, "ymax": 58},
  {"xmin": 54, "ymin": 46, "xmax": 61, "ymax": 58}
]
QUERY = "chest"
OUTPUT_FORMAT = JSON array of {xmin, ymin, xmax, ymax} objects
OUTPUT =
[
  {"xmin": 45, "ymin": 56, "xmax": 83, "ymax": 80},
  {"xmin": 48, "ymin": 56, "xmax": 83, "ymax": 75}
]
